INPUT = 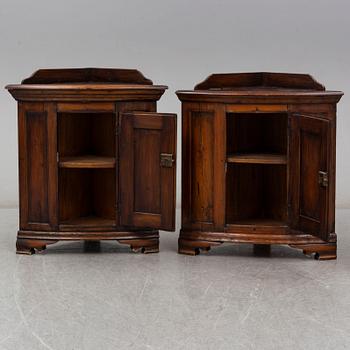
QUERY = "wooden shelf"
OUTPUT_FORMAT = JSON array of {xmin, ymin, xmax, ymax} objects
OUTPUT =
[
  {"xmin": 229, "ymin": 219, "xmax": 287, "ymax": 227},
  {"xmin": 59, "ymin": 216, "xmax": 116, "ymax": 229},
  {"xmin": 59, "ymin": 156, "xmax": 116, "ymax": 169},
  {"xmin": 227, "ymin": 153, "xmax": 287, "ymax": 165}
]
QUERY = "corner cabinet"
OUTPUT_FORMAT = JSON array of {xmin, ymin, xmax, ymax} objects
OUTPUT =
[
  {"xmin": 176, "ymin": 72, "xmax": 343, "ymax": 260},
  {"xmin": 6, "ymin": 68, "xmax": 176, "ymax": 254}
]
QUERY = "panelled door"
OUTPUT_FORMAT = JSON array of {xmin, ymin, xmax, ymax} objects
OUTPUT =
[
  {"xmin": 289, "ymin": 113, "xmax": 331, "ymax": 240},
  {"xmin": 119, "ymin": 112, "xmax": 177, "ymax": 231},
  {"xmin": 18, "ymin": 102, "xmax": 58, "ymax": 231}
]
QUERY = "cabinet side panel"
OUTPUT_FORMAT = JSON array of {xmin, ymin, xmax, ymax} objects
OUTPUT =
[
  {"xmin": 190, "ymin": 111, "xmax": 214, "ymax": 223},
  {"xmin": 26, "ymin": 111, "xmax": 49, "ymax": 223},
  {"xmin": 18, "ymin": 103, "xmax": 57, "ymax": 231},
  {"xmin": 212, "ymin": 104, "xmax": 226, "ymax": 230},
  {"xmin": 328, "ymin": 107, "xmax": 336, "ymax": 234},
  {"xmin": 46, "ymin": 103, "xmax": 58, "ymax": 228},
  {"xmin": 181, "ymin": 103, "xmax": 197, "ymax": 228}
]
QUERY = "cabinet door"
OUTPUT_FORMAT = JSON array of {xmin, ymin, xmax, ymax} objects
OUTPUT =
[
  {"xmin": 119, "ymin": 112, "xmax": 176, "ymax": 231},
  {"xmin": 18, "ymin": 102, "xmax": 58, "ymax": 231},
  {"xmin": 289, "ymin": 113, "xmax": 330, "ymax": 240}
]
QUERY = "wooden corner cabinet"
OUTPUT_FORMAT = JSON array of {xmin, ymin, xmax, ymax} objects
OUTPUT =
[
  {"xmin": 176, "ymin": 72, "xmax": 343, "ymax": 260},
  {"xmin": 6, "ymin": 68, "xmax": 176, "ymax": 254}
]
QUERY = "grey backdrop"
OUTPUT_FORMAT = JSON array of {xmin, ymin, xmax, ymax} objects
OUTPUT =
[{"xmin": 0, "ymin": 0, "xmax": 349, "ymax": 208}]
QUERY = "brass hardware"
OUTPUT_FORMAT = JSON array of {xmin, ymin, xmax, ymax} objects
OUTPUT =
[
  {"xmin": 160, "ymin": 153, "xmax": 174, "ymax": 168},
  {"xmin": 318, "ymin": 171, "xmax": 328, "ymax": 187}
]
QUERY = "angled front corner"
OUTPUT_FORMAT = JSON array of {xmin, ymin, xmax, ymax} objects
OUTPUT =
[{"xmin": 18, "ymin": 102, "xmax": 58, "ymax": 231}]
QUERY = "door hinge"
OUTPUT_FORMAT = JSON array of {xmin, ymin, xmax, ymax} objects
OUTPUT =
[
  {"xmin": 160, "ymin": 153, "xmax": 174, "ymax": 168},
  {"xmin": 318, "ymin": 171, "xmax": 329, "ymax": 187}
]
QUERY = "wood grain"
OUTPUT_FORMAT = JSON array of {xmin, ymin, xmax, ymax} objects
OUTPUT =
[
  {"xmin": 119, "ymin": 112, "xmax": 177, "ymax": 231},
  {"xmin": 190, "ymin": 111, "xmax": 214, "ymax": 223},
  {"xmin": 7, "ymin": 84, "xmax": 167, "ymax": 102},
  {"xmin": 59, "ymin": 156, "xmax": 116, "ymax": 169},
  {"xmin": 18, "ymin": 102, "xmax": 58, "ymax": 231},
  {"xmin": 227, "ymin": 153, "xmax": 287, "ymax": 165},
  {"xmin": 194, "ymin": 72, "xmax": 326, "ymax": 91}
]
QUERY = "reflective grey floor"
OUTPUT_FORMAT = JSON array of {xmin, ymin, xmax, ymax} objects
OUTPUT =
[{"xmin": 0, "ymin": 208, "xmax": 350, "ymax": 349}]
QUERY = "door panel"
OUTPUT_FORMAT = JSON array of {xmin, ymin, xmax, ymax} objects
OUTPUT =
[
  {"xmin": 18, "ymin": 102, "xmax": 58, "ymax": 231},
  {"xmin": 300, "ymin": 130, "xmax": 322, "ymax": 219},
  {"xmin": 119, "ymin": 112, "xmax": 176, "ymax": 231},
  {"xmin": 134, "ymin": 129, "xmax": 161, "ymax": 213},
  {"xmin": 115, "ymin": 101, "xmax": 156, "ymax": 226},
  {"xmin": 289, "ymin": 113, "xmax": 330, "ymax": 239}
]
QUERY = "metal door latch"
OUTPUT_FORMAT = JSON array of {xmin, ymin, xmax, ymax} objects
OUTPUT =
[
  {"xmin": 160, "ymin": 153, "xmax": 174, "ymax": 168},
  {"xmin": 318, "ymin": 171, "xmax": 329, "ymax": 187}
]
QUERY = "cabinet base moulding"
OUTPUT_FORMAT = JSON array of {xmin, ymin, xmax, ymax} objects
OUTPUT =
[
  {"xmin": 178, "ymin": 238, "xmax": 222, "ymax": 255},
  {"xmin": 178, "ymin": 231, "xmax": 337, "ymax": 260},
  {"xmin": 16, "ymin": 238, "xmax": 58, "ymax": 255},
  {"xmin": 16, "ymin": 230, "xmax": 159, "ymax": 255},
  {"xmin": 289, "ymin": 243, "xmax": 337, "ymax": 260},
  {"xmin": 117, "ymin": 238, "xmax": 159, "ymax": 253}
]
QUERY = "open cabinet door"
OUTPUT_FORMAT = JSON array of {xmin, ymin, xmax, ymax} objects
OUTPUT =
[
  {"xmin": 119, "ymin": 112, "xmax": 177, "ymax": 231},
  {"xmin": 289, "ymin": 113, "xmax": 330, "ymax": 240}
]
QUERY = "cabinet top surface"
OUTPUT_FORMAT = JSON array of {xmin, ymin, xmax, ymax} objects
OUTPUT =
[
  {"xmin": 6, "ymin": 68, "xmax": 167, "ymax": 102},
  {"xmin": 176, "ymin": 72, "xmax": 343, "ymax": 103}
]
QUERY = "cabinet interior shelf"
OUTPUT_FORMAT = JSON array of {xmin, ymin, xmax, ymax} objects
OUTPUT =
[
  {"xmin": 228, "ymin": 219, "xmax": 287, "ymax": 227},
  {"xmin": 227, "ymin": 153, "xmax": 287, "ymax": 165},
  {"xmin": 59, "ymin": 156, "xmax": 116, "ymax": 169}
]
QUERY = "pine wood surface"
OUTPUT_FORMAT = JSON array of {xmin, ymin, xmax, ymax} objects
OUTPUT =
[
  {"xmin": 177, "ymin": 72, "xmax": 343, "ymax": 259},
  {"xmin": 8, "ymin": 69, "xmax": 177, "ymax": 254}
]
